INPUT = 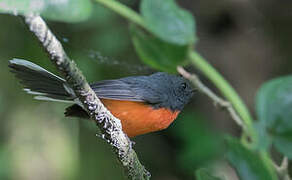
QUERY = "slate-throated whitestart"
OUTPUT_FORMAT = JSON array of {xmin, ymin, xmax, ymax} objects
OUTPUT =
[{"xmin": 9, "ymin": 59, "xmax": 194, "ymax": 137}]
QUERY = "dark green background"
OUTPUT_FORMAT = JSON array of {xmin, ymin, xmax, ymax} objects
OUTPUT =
[{"xmin": 1, "ymin": 0, "xmax": 292, "ymax": 179}]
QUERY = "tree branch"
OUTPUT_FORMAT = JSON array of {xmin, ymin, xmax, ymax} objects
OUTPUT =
[
  {"xmin": 23, "ymin": 14, "xmax": 150, "ymax": 180},
  {"xmin": 177, "ymin": 66, "xmax": 245, "ymax": 129}
]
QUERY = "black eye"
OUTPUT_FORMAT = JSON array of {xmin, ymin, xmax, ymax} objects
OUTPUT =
[{"xmin": 181, "ymin": 83, "xmax": 187, "ymax": 89}]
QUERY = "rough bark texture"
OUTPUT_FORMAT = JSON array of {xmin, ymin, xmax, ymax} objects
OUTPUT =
[{"xmin": 23, "ymin": 14, "xmax": 150, "ymax": 180}]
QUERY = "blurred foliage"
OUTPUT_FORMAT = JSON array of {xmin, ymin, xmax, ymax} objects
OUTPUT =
[
  {"xmin": 140, "ymin": 0, "xmax": 196, "ymax": 45},
  {"xmin": 0, "ymin": 1, "xmax": 219, "ymax": 179},
  {"xmin": 2, "ymin": 0, "xmax": 292, "ymax": 179},
  {"xmin": 131, "ymin": 25, "xmax": 188, "ymax": 73},
  {"xmin": 225, "ymin": 136, "xmax": 278, "ymax": 180},
  {"xmin": 0, "ymin": 0, "xmax": 92, "ymax": 22},
  {"xmin": 195, "ymin": 168, "xmax": 222, "ymax": 180},
  {"xmin": 256, "ymin": 76, "xmax": 292, "ymax": 158},
  {"xmin": 0, "ymin": 145, "xmax": 12, "ymax": 179},
  {"xmin": 132, "ymin": 0, "xmax": 195, "ymax": 72},
  {"xmin": 170, "ymin": 112, "xmax": 223, "ymax": 174}
]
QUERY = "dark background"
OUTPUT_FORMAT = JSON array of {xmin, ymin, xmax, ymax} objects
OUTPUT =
[{"xmin": 0, "ymin": 0, "xmax": 292, "ymax": 179}]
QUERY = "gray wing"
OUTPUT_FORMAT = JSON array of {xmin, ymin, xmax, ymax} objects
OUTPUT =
[
  {"xmin": 90, "ymin": 75, "xmax": 166, "ymax": 104},
  {"xmin": 90, "ymin": 80, "xmax": 145, "ymax": 102}
]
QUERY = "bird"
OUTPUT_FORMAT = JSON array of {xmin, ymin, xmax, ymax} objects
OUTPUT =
[{"xmin": 8, "ymin": 59, "xmax": 194, "ymax": 137}]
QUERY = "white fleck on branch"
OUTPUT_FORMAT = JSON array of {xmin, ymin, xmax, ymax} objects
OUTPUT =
[
  {"xmin": 177, "ymin": 66, "xmax": 245, "ymax": 129},
  {"xmin": 23, "ymin": 14, "xmax": 150, "ymax": 180}
]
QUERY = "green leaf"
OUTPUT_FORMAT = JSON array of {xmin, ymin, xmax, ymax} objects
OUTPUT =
[
  {"xmin": 256, "ymin": 76, "xmax": 292, "ymax": 158},
  {"xmin": 141, "ymin": 0, "xmax": 196, "ymax": 45},
  {"xmin": 0, "ymin": 0, "xmax": 92, "ymax": 22},
  {"xmin": 131, "ymin": 25, "xmax": 189, "ymax": 73},
  {"xmin": 225, "ymin": 136, "xmax": 278, "ymax": 180},
  {"xmin": 195, "ymin": 168, "xmax": 222, "ymax": 180}
]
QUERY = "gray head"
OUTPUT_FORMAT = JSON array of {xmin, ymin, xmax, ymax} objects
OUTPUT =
[
  {"xmin": 123, "ymin": 72, "xmax": 194, "ymax": 111},
  {"xmin": 149, "ymin": 72, "xmax": 194, "ymax": 111}
]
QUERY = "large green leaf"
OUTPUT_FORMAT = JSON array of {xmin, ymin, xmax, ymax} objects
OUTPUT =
[
  {"xmin": 131, "ymin": 25, "xmax": 189, "ymax": 72},
  {"xmin": 255, "ymin": 76, "xmax": 292, "ymax": 158},
  {"xmin": 226, "ymin": 136, "xmax": 278, "ymax": 180},
  {"xmin": 195, "ymin": 168, "xmax": 222, "ymax": 180},
  {"xmin": 141, "ymin": 0, "xmax": 196, "ymax": 45},
  {"xmin": 0, "ymin": 0, "xmax": 92, "ymax": 22}
]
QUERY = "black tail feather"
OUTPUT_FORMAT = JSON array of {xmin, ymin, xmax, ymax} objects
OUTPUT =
[{"xmin": 9, "ymin": 59, "xmax": 74, "ymax": 101}]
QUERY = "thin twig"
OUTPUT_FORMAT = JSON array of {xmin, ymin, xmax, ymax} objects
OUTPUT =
[
  {"xmin": 23, "ymin": 14, "xmax": 150, "ymax": 180},
  {"xmin": 177, "ymin": 66, "xmax": 245, "ymax": 129},
  {"xmin": 274, "ymin": 157, "xmax": 290, "ymax": 180}
]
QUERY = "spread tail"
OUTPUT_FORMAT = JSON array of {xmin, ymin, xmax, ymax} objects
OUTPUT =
[{"xmin": 9, "ymin": 58, "xmax": 76, "ymax": 103}]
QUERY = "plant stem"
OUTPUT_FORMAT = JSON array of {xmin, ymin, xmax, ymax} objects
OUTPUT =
[
  {"xmin": 188, "ymin": 51, "xmax": 255, "ymax": 141},
  {"xmin": 94, "ymin": 0, "xmax": 147, "ymax": 29}
]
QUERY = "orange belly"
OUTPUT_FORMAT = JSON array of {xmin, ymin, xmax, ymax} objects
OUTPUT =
[{"xmin": 101, "ymin": 99, "xmax": 180, "ymax": 137}]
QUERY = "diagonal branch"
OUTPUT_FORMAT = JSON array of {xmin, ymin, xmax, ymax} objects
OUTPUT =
[
  {"xmin": 23, "ymin": 14, "xmax": 150, "ymax": 180},
  {"xmin": 177, "ymin": 66, "xmax": 245, "ymax": 129}
]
